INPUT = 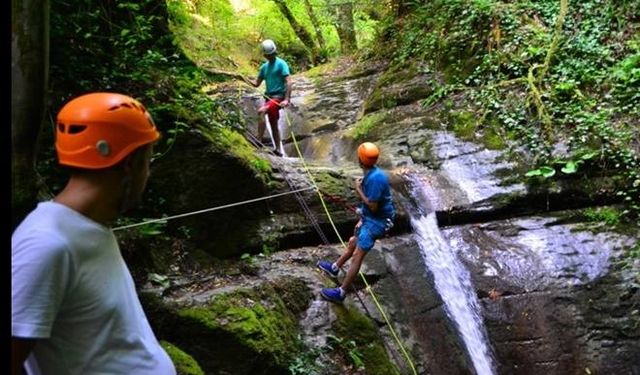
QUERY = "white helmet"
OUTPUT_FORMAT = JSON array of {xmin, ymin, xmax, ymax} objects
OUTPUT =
[{"xmin": 261, "ymin": 39, "xmax": 277, "ymax": 55}]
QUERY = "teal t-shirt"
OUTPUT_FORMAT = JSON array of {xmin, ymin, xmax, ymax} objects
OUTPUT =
[{"xmin": 258, "ymin": 57, "xmax": 291, "ymax": 98}]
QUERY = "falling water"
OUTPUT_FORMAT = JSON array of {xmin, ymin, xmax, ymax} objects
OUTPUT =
[{"xmin": 403, "ymin": 173, "xmax": 496, "ymax": 375}]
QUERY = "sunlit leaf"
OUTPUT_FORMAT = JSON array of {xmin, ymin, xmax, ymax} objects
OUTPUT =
[
  {"xmin": 540, "ymin": 166, "xmax": 556, "ymax": 178},
  {"xmin": 561, "ymin": 161, "xmax": 578, "ymax": 174},
  {"xmin": 581, "ymin": 151, "xmax": 599, "ymax": 160}
]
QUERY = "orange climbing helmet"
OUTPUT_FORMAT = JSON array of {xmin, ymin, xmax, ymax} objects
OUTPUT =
[
  {"xmin": 55, "ymin": 92, "xmax": 160, "ymax": 169},
  {"xmin": 357, "ymin": 142, "xmax": 379, "ymax": 167}
]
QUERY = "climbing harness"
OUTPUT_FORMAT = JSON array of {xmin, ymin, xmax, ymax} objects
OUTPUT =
[{"xmin": 242, "ymin": 129, "xmax": 331, "ymax": 245}]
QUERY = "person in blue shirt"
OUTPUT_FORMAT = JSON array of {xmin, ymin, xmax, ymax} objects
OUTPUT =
[
  {"xmin": 317, "ymin": 142, "xmax": 396, "ymax": 303},
  {"xmin": 248, "ymin": 39, "xmax": 292, "ymax": 156}
]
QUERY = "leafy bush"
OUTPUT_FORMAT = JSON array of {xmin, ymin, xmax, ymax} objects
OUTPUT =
[{"xmin": 375, "ymin": 0, "xmax": 640, "ymax": 221}]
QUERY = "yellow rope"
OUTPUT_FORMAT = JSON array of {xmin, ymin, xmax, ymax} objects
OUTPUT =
[{"xmin": 285, "ymin": 112, "xmax": 418, "ymax": 375}]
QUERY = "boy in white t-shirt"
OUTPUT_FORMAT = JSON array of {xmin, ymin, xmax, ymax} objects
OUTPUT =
[{"xmin": 12, "ymin": 93, "xmax": 176, "ymax": 375}]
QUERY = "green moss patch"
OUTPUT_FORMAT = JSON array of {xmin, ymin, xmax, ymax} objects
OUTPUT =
[
  {"xmin": 160, "ymin": 341, "xmax": 205, "ymax": 375},
  {"xmin": 450, "ymin": 110, "xmax": 477, "ymax": 140},
  {"xmin": 350, "ymin": 112, "xmax": 388, "ymax": 140},
  {"xmin": 364, "ymin": 62, "xmax": 436, "ymax": 114},
  {"xmin": 332, "ymin": 306, "xmax": 401, "ymax": 374},
  {"xmin": 176, "ymin": 279, "xmax": 310, "ymax": 371}
]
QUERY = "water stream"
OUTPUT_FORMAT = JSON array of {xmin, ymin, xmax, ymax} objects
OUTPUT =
[{"xmin": 403, "ymin": 172, "xmax": 496, "ymax": 375}]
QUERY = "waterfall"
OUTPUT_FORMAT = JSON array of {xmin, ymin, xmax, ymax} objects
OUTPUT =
[{"xmin": 403, "ymin": 173, "xmax": 496, "ymax": 375}]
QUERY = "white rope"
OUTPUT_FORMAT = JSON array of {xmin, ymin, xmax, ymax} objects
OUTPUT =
[{"xmin": 112, "ymin": 186, "xmax": 316, "ymax": 231}]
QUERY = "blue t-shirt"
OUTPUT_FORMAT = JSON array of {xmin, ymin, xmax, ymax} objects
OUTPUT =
[
  {"xmin": 360, "ymin": 166, "xmax": 395, "ymax": 222},
  {"xmin": 258, "ymin": 57, "xmax": 291, "ymax": 98}
]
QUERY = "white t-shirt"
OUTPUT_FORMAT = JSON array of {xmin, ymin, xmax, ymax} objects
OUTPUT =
[{"xmin": 12, "ymin": 201, "xmax": 176, "ymax": 375}]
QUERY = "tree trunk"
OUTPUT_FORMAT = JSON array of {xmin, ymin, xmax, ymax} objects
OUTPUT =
[
  {"xmin": 333, "ymin": 2, "xmax": 357, "ymax": 54},
  {"xmin": 12, "ymin": 0, "xmax": 50, "ymax": 230},
  {"xmin": 303, "ymin": 0, "xmax": 326, "ymax": 51},
  {"xmin": 272, "ymin": 0, "xmax": 318, "ymax": 64}
]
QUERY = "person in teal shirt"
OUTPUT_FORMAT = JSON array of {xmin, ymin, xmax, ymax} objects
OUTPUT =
[{"xmin": 248, "ymin": 39, "xmax": 292, "ymax": 156}]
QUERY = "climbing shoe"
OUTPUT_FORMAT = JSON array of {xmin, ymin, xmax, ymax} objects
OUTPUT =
[
  {"xmin": 321, "ymin": 287, "xmax": 345, "ymax": 303},
  {"xmin": 272, "ymin": 149, "xmax": 283, "ymax": 157},
  {"xmin": 317, "ymin": 260, "xmax": 339, "ymax": 278}
]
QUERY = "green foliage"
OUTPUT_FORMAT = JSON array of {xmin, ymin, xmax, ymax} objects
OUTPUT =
[
  {"xmin": 288, "ymin": 346, "xmax": 323, "ymax": 375},
  {"xmin": 622, "ymin": 242, "xmax": 640, "ymax": 272},
  {"xmin": 583, "ymin": 207, "xmax": 621, "ymax": 226},
  {"xmin": 332, "ymin": 306, "xmax": 401, "ymax": 374},
  {"xmin": 451, "ymin": 111, "xmax": 477, "ymax": 140},
  {"xmin": 47, "ymin": 0, "xmax": 241, "ymax": 172},
  {"xmin": 167, "ymin": 0, "xmax": 395, "ymax": 73},
  {"xmin": 138, "ymin": 219, "xmax": 168, "ymax": 236},
  {"xmin": 374, "ymin": 0, "xmax": 640, "ymax": 221},
  {"xmin": 386, "ymin": 0, "xmax": 495, "ymax": 80},
  {"xmin": 327, "ymin": 335, "xmax": 364, "ymax": 370},
  {"xmin": 261, "ymin": 230, "xmax": 280, "ymax": 256},
  {"xmin": 352, "ymin": 112, "xmax": 386, "ymax": 140},
  {"xmin": 525, "ymin": 166, "xmax": 556, "ymax": 179},
  {"xmin": 240, "ymin": 252, "xmax": 256, "ymax": 264}
]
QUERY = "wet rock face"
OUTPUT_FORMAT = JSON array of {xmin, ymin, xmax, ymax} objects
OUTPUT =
[
  {"xmin": 482, "ymin": 283, "xmax": 640, "ymax": 375},
  {"xmin": 369, "ymin": 219, "xmax": 639, "ymax": 375},
  {"xmin": 141, "ymin": 245, "xmax": 401, "ymax": 375},
  {"xmin": 144, "ymin": 131, "xmax": 271, "ymax": 258},
  {"xmin": 448, "ymin": 217, "xmax": 630, "ymax": 292},
  {"xmin": 143, "ymin": 59, "xmax": 639, "ymax": 374}
]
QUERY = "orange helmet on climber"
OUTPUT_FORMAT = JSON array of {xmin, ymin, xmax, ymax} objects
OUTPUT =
[{"xmin": 357, "ymin": 142, "xmax": 379, "ymax": 167}]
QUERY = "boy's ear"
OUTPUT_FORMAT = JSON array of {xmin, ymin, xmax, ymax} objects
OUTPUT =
[
  {"xmin": 121, "ymin": 153, "xmax": 135, "ymax": 174},
  {"xmin": 121, "ymin": 148, "xmax": 143, "ymax": 173}
]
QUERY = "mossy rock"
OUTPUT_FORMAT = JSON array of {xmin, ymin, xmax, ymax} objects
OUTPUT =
[
  {"xmin": 150, "ymin": 278, "xmax": 312, "ymax": 375},
  {"xmin": 331, "ymin": 305, "xmax": 402, "ymax": 375},
  {"xmin": 160, "ymin": 341, "xmax": 205, "ymax": 375},
  {"xmin": 349, "ymin": 112, "xmax": 389, "ymax": 141},
  {"xmin": 178, "ymin": 289, "xmax": 301, "ymax": 365},
  {"xmin": 364, "ymin": 62, "xmax": 436, "ymax": 115},
  {"xmin": 441, "ymin": 108, "xmax": 510, "ymax": 151},
  {"xmin": 146, "ymin": 129, "xmax": 273, "ymax": 258}
]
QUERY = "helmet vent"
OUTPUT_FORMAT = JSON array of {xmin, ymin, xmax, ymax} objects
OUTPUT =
[
  {"xmin": 57, "ymin": 123, "xmax": 66, "ymax": 133},
  {"xmin": 68, "ymin": 124, "xmax": 87, "ymax": 134},
  {"xmin": 108, "ymin": 103, "xmax": 135, "ymax": 111}
]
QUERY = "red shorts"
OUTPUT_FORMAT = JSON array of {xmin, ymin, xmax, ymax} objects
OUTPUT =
[{"xmin": 259, "ymin": 98, "xmax": 282, "ymax": 123}]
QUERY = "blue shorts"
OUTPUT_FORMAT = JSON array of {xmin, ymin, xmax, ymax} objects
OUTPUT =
[{"xmin": 356, "ymin": 218, "xmax": 391, "ymax": 252}]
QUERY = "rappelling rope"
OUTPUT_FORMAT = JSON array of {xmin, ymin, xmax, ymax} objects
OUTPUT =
[
  {"xmin": 231, "ymin": 79, "xmax": 417, "ymax": 374},
  {"xmin": 112, "ymin": 186, "xmax": 315, "ymax": 231},
  {"xmin": 242, "ymin": 109, "xmax": 331, "ymax": 245},
  {"xmin": 283, "ymin": 110, "xmax": 418, "ymax": 375}
]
